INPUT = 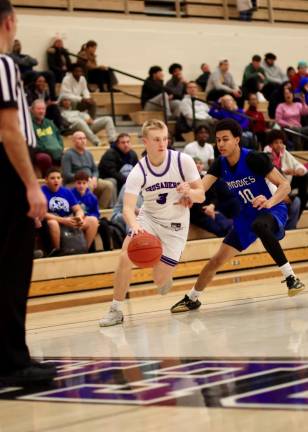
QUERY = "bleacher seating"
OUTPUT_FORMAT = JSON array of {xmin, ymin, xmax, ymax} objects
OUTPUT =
[
  {"xmin": 15, "ymin": 0, "xmax": 308, "ymax": 307},
  {"xmin": 12, "ymin": 0, "xmax": 145, "ymax": 13},
  {"xmin": 91, "ymin": 92, "xmax": 141, "ymax": 115},
  {"xmin": 12, "ymin": 0, "xmax": 308, "ymax": 25}
]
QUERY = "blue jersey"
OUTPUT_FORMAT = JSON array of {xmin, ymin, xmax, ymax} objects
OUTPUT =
[
  {"xmin": 72, "ymin": 188, "xmax": 100, "ymax": 219},
  {"xmin": 220, "ymin": 148, "xmax": 287, "ymax": 249},
  {"xmin": 42, "ymin": 185, "xmax": 78, "ymax": 217}
]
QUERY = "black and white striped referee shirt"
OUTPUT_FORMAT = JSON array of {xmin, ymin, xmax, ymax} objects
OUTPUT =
[{"xmin": 0, "ymin": 54, "xmax": 36, "ymax": 147}]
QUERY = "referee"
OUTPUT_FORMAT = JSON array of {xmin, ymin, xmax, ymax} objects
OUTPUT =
[{"xmin": 0, "ymin": 0, "xmax": 56, "ymax": 385}]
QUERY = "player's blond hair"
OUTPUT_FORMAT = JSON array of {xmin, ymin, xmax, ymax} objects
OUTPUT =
[{"xmin": 141, "ymin": 119, "xmax": 167, "ymax": 137}]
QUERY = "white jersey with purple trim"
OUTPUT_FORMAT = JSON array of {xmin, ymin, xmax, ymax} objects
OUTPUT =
[{"xmin": 125, "ymin": 149, "xmax": 200, "ymax": 229}]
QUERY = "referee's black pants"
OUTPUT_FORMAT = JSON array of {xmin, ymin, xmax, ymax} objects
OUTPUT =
[{"xmin": 0, "ymin": 148, "xmax": 34, "ymax": 374}]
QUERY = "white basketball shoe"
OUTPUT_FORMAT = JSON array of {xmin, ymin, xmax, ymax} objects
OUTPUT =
[{"xmin": 99, "ymin": 307, "xmax": 124, "ymax": 327}]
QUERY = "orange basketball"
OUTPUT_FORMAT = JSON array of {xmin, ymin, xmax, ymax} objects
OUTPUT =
[{"xmin": 127, "ymin": 232, "xmax": 162, "ymax": 268}]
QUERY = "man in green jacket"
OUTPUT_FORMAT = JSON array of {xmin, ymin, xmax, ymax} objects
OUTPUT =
[
  {"xmin": 242, "ymin": 54, "xmax": 267, "ymax": 99},
  {"xmin": 31, "ymin": 99, "xmax": 63, "ymax": 177}
]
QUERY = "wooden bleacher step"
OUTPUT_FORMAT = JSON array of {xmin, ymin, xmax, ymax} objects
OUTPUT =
[
  {"xmin": 30, "ymin": 228, "xmax": 308, "ymax": 297},
  {"xmin": 129, "ymin": 111, "xmax": 164, "ymax": 125}
]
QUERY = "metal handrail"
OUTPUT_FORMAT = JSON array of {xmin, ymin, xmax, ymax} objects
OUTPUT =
[
  {"xmin": 109, "ymin": 67, "xmax": 145, "ymax": 83},
  {"xmin": 107, "ymin": 67, "xmax": 168, "ymax": 125}
]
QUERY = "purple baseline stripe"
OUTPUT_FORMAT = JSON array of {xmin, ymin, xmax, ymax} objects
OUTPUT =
[
  {"xmin": 145, "ymin": 150, "xmax": 171, "ymax": 177},
  {"xmin": 177, "ymin": 151, "xmax": 185, "ymax": 182},
  {"xmin": 160, "ymin": 255, "xmax": 178, "ymax": 267},
  {"xmin": 138, "ymin": 161, "xmax": 147, "ymax": 188}
]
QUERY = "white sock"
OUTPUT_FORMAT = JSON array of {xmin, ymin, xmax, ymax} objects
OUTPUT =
[
  {"xmin": 279, "ymin": 262, "xmax": 295, "ymax": 279},
  {"xmin": 188, "ymin": 286, "xmax": 202, "ymax": 301},
  {"xmin": 111, "ymin": 299, "xmax": 123, "ymax": 311}
]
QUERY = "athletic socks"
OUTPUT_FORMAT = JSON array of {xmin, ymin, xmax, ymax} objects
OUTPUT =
[
  {"xmin": 188, "ymin": 286, "xmax": 202, "ymax": 302},
  {"xmin": 111, "ymin": 299, "xmax": 123, "ymax": 311},
  {"xmin": 279, "ymin": 262, "xmax": 295, "ymax": 280}
]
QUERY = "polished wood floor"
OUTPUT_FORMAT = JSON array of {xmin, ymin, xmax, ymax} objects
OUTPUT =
[{"xmin": 2, "ymin": 271, "xmax": 308, "ymax": 431}]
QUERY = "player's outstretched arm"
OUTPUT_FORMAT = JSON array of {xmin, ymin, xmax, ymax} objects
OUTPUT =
[
  {"xmin": 188, "ymin": 178, "xmax": 205, "ymax": 203},
  {"xmin": 266, "ymin": 167, "xmax": 291, "ymax": 207},
  {"xmin": 253, "ymin": 168, "xmax": 291, "ymax": 210},
  {"xmin": 123, "ymin": 193, "xmax": 143, "ymax": 235},
  {"xmin": 202, "ymin": 174, "xmax": 218, "ymax": 193},
  {"xmin": 176, "ymin": 179, "xmax": 204, "ymax": 207}
]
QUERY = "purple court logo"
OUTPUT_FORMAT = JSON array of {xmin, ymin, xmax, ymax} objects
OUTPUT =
[{"xmin": 2, "ymin": 357, "xmax": 308, "ymax": 410}]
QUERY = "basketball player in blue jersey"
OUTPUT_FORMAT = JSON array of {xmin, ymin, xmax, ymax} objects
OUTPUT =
[
  {"xmin": 171, "ymin": 119, "xmax": 305, "ymax": 313},
  {"xmin": 99, "ymin": 119, "xmax": 204, "ymax": 326}
]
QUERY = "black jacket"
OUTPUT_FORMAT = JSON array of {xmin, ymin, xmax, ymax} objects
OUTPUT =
[
  {"xmin": 141, "ymin": 77, "xmax": 164, "ymax": 108},
  {"xmin": 98, "ymin": 146, "xmax": 138, "ymax": 191},
  {"xmin": 47, "ymin": 47, "xmax": 71, "ymax": 83}
]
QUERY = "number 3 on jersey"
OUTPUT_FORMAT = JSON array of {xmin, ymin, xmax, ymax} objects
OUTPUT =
[
  {"xmin": 239, "ymin": 188, "xmax": 255, "ymax": 204},
  {"xmin": 156, "ymin": 193, "xmax": 168, "ymax": 205}
]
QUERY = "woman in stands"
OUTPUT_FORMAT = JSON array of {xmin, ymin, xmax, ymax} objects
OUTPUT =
[
  {"xmin": 47, "ymin": 36, "xmax": 72, "ymax": 83},
  {"xmin": 77, "ymin": 40, "xmax": 117, "ymax": 92},
  {"xmin": 275, "ymin": 87, "xmax": 308, "ymax": 149},
  {"xmin": 26, "ymin": 74, "xmax": 65, "ymax": 131}
]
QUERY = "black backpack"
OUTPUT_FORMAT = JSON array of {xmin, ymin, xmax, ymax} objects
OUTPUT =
[{"xmin": 98, "ymin": 217, "xmax": 126, "ymax": 251}]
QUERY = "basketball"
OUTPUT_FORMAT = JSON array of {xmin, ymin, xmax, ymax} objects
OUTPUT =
[{"xmin": 127, "ymin": 232, "xmax": 162, "ymax": 268}]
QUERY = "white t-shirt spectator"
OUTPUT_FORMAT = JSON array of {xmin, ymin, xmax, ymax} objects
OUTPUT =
[
  {"xmin": 180, "ymin": 95, "xmax": 212, "ymax": 120},
  {"xmin": 60, "ymin": 73, "xmax": 90, "ymax": 102},
  {"xmin": 183, "ymin": 141, "xmax": 214, "ymax": 171}
]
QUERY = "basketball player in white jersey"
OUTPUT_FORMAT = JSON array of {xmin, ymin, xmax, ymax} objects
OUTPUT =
[{"xmin": 99, "ymin": 120, "xmax": 204, "ymax": 326}]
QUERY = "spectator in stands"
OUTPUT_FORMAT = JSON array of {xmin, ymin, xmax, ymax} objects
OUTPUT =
[
  {"xmin": 268, "ymin": 81, "xmax": 293, "ymax": 120},
  {"xmin": 77, "ymin": 40, "xmax": 117, "ymax": 92},
  {"xmin": 168, "ymin": 131, "xmax": 176, "ymax": 150},
  {"xmin": 196, "ymin": 63, "xmax": 211, "ymax": 91},
  {"xmin": 111, "ymin": 184, "xmax": 143, "ymax": 233},
  {"xmin": 287, "ymin": 66, "xmax": 296, "ymax": 82},
  {"xmin": 61, "ymin": 131, "xmax": 115, "ymax": 208},
  {"xmin": 209, "ymin": 94, "xmax": 248, "ymax": 128},
  {"xmin": 141, "ymin": 65, "xmax": 181, "ymax": 118},
  {"xmin": 291, "ymin": 61, "xmax": 308, "ymax": 92},
  {"xmin": 190, "ymin": 157, "xmax": 233, "ymax": 237},
  {"xmin": 31, "ymin": 100, "xmax": 63, "ymax": 177},
  {"xmin": 59, "ymin": 63, "xmax": 96, "ymax": 119},
  {"xmin": 242, "ymin": 54, "xmax": 267, "ymax": 99},
  {"xmin": 183, "ymin": 125, "xmax": 214, "ymax": 171},
  {"xmin": 205, "ymin": 59, "xmax": 243, "ymax": 107},
  {"xmin": 10, "ymin": 38, "xmax": 37, "ymax": 75},
  {"xmin": 237, "ymin": 0, "xmax": 253, "ymax": 21},
  {"xmin": 275, "ymin": 87, "xmax": 308, "ymax": 148},
  {"xmin": 245, "ymin": 93, "xmax": 267, "ymax": 148},
  {"xmin": 47, "ymin": 37, "xmax": 72, "ymax": 83},
  {"xmin": 264, "ymin": 129, "xmax": 308, "ymax": 216},
  {"xmin": 42, "ymin": 168, "xmax": 98, "ymax": 253},
  {"xmin": 98, "ymin": 133, "xmax": 138, "ymax": 193},
  {"xmin": 71, "ymin": 171, "xmax": 100, "ymax": 219},
  {"xmin": 26, "ymin": 75, "xmax": 51, "ymax": 106},
  {"xmin": 26, "ymin": 74, "xmax": 64, "ymax": 130},
  {"xmin": 262, "ymin": 53, "xmax": 287, "ymax": 100},
  {"xmin": 10, "ymin": 39, "xmax": 56, "ymax": 100},
  {"xmin": 209, "ymin": 95, "xmax": 255, "ymax": 148},
  {"xmin": 180, "ymin": 81, "xmax": 214, "ymax": 130},
  {"xmin": 59, "ymin": 97, "xmax": 116, "ymax": 146},
  {"xmin": 165, "ymin": 63, "xmax": 186, "ymax": 100},
  {"xmin": 295, "ymin": 78, "xmax": 308, "ymax": 121}
]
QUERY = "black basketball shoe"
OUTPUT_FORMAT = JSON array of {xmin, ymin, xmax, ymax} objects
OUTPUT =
[
  {"xmin": 284, "ymin": 275, "xmax": 305, "ymax": 297},
  {"xmin": 170, "ymin": 294, "xmax": 201, "ymax": 313}
]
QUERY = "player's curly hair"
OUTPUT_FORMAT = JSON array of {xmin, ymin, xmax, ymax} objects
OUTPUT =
[
  {"xmin": 266, "ymin": 129, "xmax": 287, "ymax": 145},
  {"xmin": 142, "ymin": 119, "xmax": 167, "ymax": 137}
]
